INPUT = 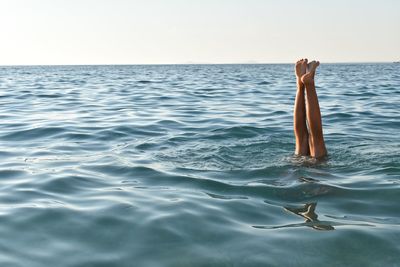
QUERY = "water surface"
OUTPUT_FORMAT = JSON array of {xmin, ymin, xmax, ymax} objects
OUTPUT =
[{"xmin": 0, "ymin": 64, "xmax": 399, "ymax": 266}]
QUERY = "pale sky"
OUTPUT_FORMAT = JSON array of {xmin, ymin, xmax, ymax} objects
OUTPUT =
[{"xmin": 0, "ymin": 0, "xmax": 399, "ymax": 65}]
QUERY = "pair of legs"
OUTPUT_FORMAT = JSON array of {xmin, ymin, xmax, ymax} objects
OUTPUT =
[{"xmin": 294, "ymin": 59, "xmax": 327, "ymax": 158}]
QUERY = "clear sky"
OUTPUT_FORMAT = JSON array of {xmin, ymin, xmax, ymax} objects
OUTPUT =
[{"xmin": 0, "ymin": 0, "xmax": 399, "ymax": 65}]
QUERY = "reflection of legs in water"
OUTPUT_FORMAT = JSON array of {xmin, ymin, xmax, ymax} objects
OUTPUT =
[
  {"xmin": 294, "ymin": 59, "xmax": 327, "ymax": 158},
  {"xmin": 285, "ymin": 203, "xmax": 334, "ymax": 231}
]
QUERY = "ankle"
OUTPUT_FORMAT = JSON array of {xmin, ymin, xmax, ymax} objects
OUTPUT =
[
  {"xmin": 301, "ymin": 74, "xmax": 314, "ymax": 86},
  {"xmin": 296, "ymin": 78, "xmax": 304, "ymax": 86},
  {"xmin": 297, "ymin": 82, "xmax": 305, "ymax": 91}
]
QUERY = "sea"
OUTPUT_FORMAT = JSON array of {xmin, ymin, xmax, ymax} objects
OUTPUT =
[{"xmin": 0, "ymin": 63, "xmax": 399, "ymax": 267}]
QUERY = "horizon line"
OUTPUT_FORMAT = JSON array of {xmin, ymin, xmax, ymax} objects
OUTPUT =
[{"xmin": 0, "ymin": 61, "xmax": 398, "ymax": 67}]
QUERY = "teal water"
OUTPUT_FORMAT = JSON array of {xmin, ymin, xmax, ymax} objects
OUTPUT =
[{"xmin": 0, "ymin": 64, "xmax": 399, "ymax": 266}]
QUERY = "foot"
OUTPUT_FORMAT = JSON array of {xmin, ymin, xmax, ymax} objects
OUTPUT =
[
  {"xmin": 301, "ymin": 60, "xmax": 319, "ymax": 85},
  {"xmin": 295, "ymin": 58, "xmax": 308, "ymax": 82}
]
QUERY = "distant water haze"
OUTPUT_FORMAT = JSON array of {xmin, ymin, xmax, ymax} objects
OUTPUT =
[{"xmin": 0, "ymin": 0, "xmax": 399, "ymax": 65}]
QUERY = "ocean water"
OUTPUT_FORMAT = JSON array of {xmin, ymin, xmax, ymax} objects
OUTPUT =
[{"xmin": 0, "ymin": 63, "xmax": 399, "ymax": 267}]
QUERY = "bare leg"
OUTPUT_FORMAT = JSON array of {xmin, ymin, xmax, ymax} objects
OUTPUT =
[
  {"xmin": 294, "ymin": 59, "xmax": 310, "ymax": 156},
  {"xmin": 301, "ymin": 61, "xmax": 327, "ymax": 158}
]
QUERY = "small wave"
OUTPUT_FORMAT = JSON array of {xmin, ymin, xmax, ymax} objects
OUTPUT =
[
  {"xmin": 257, "ymin": 81, "xmax": 271, "ymax": 85},
  {"xmin": 205, "ymin": 192, "xmax": 248, "ymax": 200},
  {"xmin": 137, "ymin": 80, "xmax": 152, "ymax": 84},
  {"xmin": 0, "ymin": 127, "xmax": 65, "ymax": 141},
  {"xmin": 40, "ymin": 175, "xmax": 108, "ymax": 195},
  {"xmin": 210, "ymin": 126, "xmax": 265, "ymax": 139},
  {"xmin": 0, "ymin": 169, "xmax": 27, "ymax": 179},
  {"xmin": 95, "ymin": 126, "xmax": 165, "ymax": 141},
  {"xmin": 59, "ymin": 132, "xmax": 94, "ymax": 140},
  {"xmin": 36, "ymin": 94, "xmax": 63, "ymax": 98}
]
